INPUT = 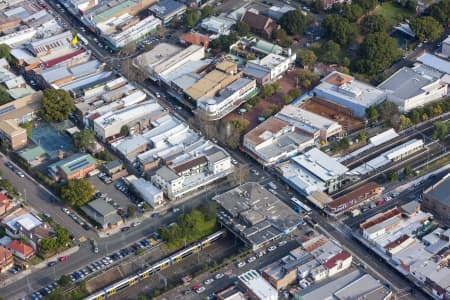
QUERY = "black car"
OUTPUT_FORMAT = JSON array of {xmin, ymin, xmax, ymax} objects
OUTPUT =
[
  {"xmin": 121, "ymin": 226, "xmax": 130, "ymax": 232},
  {"xmin": 48, "ymin": 261, "xmax": 57, "ymax": 267},
  {"xmin": 82, "ymin": 224, "xmax": 90, "ymax": 231}
]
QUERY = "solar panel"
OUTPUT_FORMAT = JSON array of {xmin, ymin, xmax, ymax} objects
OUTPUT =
[
  {"xmin": 0, "ymin": 105, "xmax": 16, "ymax": 116},
  {"xmin": 68, "ymin": 159, "xmax": 90, "ymax": 172}
]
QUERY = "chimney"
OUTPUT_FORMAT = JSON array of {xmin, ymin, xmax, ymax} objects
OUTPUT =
[{"xmin": 57, "ymin": 150, "xmax": 64, "ymax": 160}]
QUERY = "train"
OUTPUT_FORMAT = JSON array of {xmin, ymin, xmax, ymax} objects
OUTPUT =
[{"xmin": 84, "ymin": 229, "xmax": 227, "ymax": 300}]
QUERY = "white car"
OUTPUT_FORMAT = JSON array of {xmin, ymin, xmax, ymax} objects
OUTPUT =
[
  {"xmin": 204, "ymin": 278, "xmax": 214, "ymax": 285},
  {"xmin": 196, "ymin": 287, "xmax": 206, "ymax": 294},
  {"xmin": 247, "ymin": 256, "xmax": 256, "ymax": 263},
  {"xmin": 268, "ymin": 246, "xmax": 277, "ymax": 252},
  {"xmin": 214, "ymin": 273, "xmax": 224, "ymax": 280},
  {"xmin": 62, "ymin": 208, "xmax": 70, "ymax": 214},
  {"xmin": 131, "ymin": 221, "xmax": 141, "ymax": 227},
  {"xmin": 278, "ymin": 240, "xmax": 288, "ymax": 246},
  {"xmin": 237, "ymin": 261, "xmax": 246, "ymax": 268}
]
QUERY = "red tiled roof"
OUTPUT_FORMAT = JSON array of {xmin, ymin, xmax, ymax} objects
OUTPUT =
[
  {"xmin": 8, "ymin": 240, "xmax": 34, "ymax": 257},
  {"xmin": 360, "ymin": 208, "xmax": 402, "ymax": 230},
  {"xmin": 324, "ymin": 250, "xmax": 351, "ymax": 269},
  {"xmin": 43, "ymin": 48, "xmax": 85, "ymax": 68},
  {"xmin": 0, "ymin": 193, "xmax": 8, "ymax": 203}
]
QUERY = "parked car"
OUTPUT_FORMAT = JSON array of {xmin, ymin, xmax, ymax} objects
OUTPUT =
[
  {"xmin": 58, "ymin": 256, "xmax": 67, "ymax": 262},
  {"xmin": 62, "ymin": 208, "xmax": 70, "ymax": 214},
  {"xmin": 47, "ymin": 261, "xmax": 57, "ymax": 267},
  {"xmin": 214, "ymin": 273, "xmax": 224, "ymax": 280},
  {"xmin": 267, "ymin": 246, "xmax": 277, "ymax": 252},
  {"xmin": 237, "ymin": 261, "xmax": 246, "ymax": 268},
  {"xmin": 191, "ymin": 285, "xmax": 202, "ymax": 291},
  {"xmin": 204, "ymin": 278, "xmax": 214, "ymax": 285},
  {"xmin": 131, "ymin": 221, "xmax": 140, "ymax": 227},
  {"xmin": 196, "ymin": 287, "xmax": 206, "ymax": 294},
  {"xmin": 278, "ymin": 240, "xmax": 288, "ymax": 246},
  {"xmin": 247, "ymin": 256, "xmax": 256, "ymax": 263}
]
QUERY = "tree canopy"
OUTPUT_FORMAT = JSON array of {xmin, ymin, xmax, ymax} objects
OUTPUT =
[
  {"xmin": 201, "ymin": 5, "xmax": 214, "ymax": 18},
  {"xmin": 410, "ymin": 16, "xmax": 444, "ymax": 42},
  {"xmin": 0, "ymin": 44, "xmax": 11, "ymax": 62},
  {"xmin": 424, "ymin": 0, "xmax": 450, "ymax": 24},
  {"xmin": 0, "ymin": 87, "xmax": 10, "ymax": 105},
  {"xmin": 318, "ymin": 40, "xmax": 341, "ymax": 64},
  {"xmin": 233, "ymin": 21, "xmax": 250, "ymax": 36},
  {"xmin": 280, "ymin": 10, "xmax": 308, "ymax": 35},
  {"xmin": 322, "ymin": 15, "xmax": 357, "ymax": 45},
  {"xmin": 184, "ymin": 10, "xmax": 200, "ymax": 28},
  {"xmin": 353, "ymin": 0, "xmax": 378, "ymax": 11},
  {"xmin": 361, "ymin": 15, "xmax": 387, "ymax": 33},
  {"xmin": 60, "ymin": 179, "xmax": 95, "ymax": 207},
  {"xmin": 297, "ymin": 50, "xmax": 317, "ymax": 66},
  {"xmin": 432, "ymin": 121, "xmax": 450, "ymax": 141},
  {"xmin": 275, "ymin": 29, "xmax": 293, "ymax": 47},
  {"xmin": 39, "ymin": 89, "xmax": 74, "ymax": 122},
  {"xmin": 73, "ymin": 130, "xmax": 95, "ymax": 151},
  {"xmin": 343, "ymin": 4, "xmax": 364, "ymax": 22},
  {"xmin": 209, "ymin": 32, "xmax": 238, "ymax": 51}
]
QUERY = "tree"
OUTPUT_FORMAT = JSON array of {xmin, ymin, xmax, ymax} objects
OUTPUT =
[
  {"xmin": 356, "ymin": 32, "xmax": 400, "ymax": 75},
  {"xmin": 353, "ymin": 0, "xmax": 378, "ymax": 12},
  {"xmin": 0, "ymin": 87, "xmax": 10, "ymax": 105},
  {"xmin": 229, "ymin": 119, "xmax": 250, "ymax": 133},
  {"xmin": 288, "ymin": 88, "xmax": 302, "ymax": 99},
  {"xmin": 280, "ymin": 10, "xmax": 307, "ymax": 35},
  {"xmin": 432, "ymin": 121, "xmax": 449, "ymax": 140},
  {"xmin": 410, "ymin": 16, "xmax": 444, "ymax": 43},
  {"xmin": 209, "ymin": 32, "xmax": 239, "ymax": 51},
  {"xmin": 297, "ymin": 50, "xmax": 317, "ymax": 67},
  {"xmin": 59, "ymin": 275, "xmax": 72, "ymax": 288},
  {"xmin": 201, "ymin": 5, "xmax": 214, "ymax": 18},
  {"xmin": 298, "ymin": 69, "xmax": 318, "ymax": 89},
  {"xmin": 376, "ymin": 101, "xmax": 400, "ymax": 127},
  {"xmin": 0, "ymin": 44, "xmax": 11, "ymax": 62},
  {"xmin": 322, "ymin": 15, "xmax": 357, "ymax": 45},
  {"xmin": 357, "ymin": 132, "xmax": 367, "ymax": 143},
  {"xmin": 361, "ymin": 15, "xmax": 387, "ymax": 33},
  {"xmin": 233, "ymin": 21, "xmax": 250, "ymax": 36},
  {"xmin": 282, "ymin": 94, "xmax": 293, "ymax": 104},
  {"xmin": 55, "ymin": 226, "xmax": 70, "ymax": 247},
  {"xmin": 424, "ymin": 0, "xmax": 450, "ymax": 25},
  {"xmin": 318, "ymin": 40, "xmax": 341, "ymax": 64},
  {"xmin": 263, "ymin": 104, "xmax": 278, "ymax": 118},
  {"xmin": 409, "ymin": 109, "xmax": 421, "ymax": 124},
  {"xmin": 40, "ymin": 237, "xmax": 57, "ymax": 252},
  {"xmin": 343, "ymin": 4, "xmax": 364, "ymax": 22},
  {"xmin": 399, "ymin": 0, "xmax": 417, "ymax": 12},
  {"xmin": 60, "ymin": 179, "xmax": 95, "ymax": 207},
  {"xmin": 127, "ymin": 205, "xmax": 135, "ymax": 218},
  {"xmin": 275, "ymin": 29, "xmax": 293, "ymax": 47},
  {"xmin": 19, "ymin": 122, "xmax": 32, "ymax": 137},
  {"xmin": 261, "ymin": 85, "xmax": 275, "ymax": 97},
  {"xmin": 398, "ymin": 115, "xmax": 413, "ymax": 130},
  {"xmin": 120, "ymin": 125, "xmax": 129, "ymax": 137},
  {"xmin": 388, "ymin": 171, "xmax": 398, "ymax": 182},
  {"xmin": 40, "ymin": 89, "xmax": 74, "ymax": 122},
  {"xmin": 96, "ymin": 150, "xmax": 112, "ymax": 162},
  {"xmin": 72, "ymin": 130, "xmax": 95, "ymax": 151},
  {"xmin": 366, "ymin": 106, "xmax": 379, "ymax": 121},
  {"xmin": 404, "ymin": 166, "xmax": 413, "ymax": 177},
  {"xmin": 184, "ymin": 10, "xmax": 200, "ymax": 28}
]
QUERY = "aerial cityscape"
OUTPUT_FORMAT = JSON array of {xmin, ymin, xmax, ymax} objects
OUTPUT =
[{"xmin": 0, "ymin": 0, "xmax": 448, "ymax": 299}]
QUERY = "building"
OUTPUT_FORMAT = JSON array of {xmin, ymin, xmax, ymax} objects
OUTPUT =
[
  {"xmin": 17, "ymin": 146, "xmax": 47, "ymax": 166},
  {"xmin": 200, "ymin": 16, "xmax": 236, "ymax": 35},
  {"xmin": 149, "ymin": 0, "xmax": 186, "ymax": 24},
  {"xmin": 322, "ymin": 0, "xmax": 350, "ymax": 9},
  {"xmin": 7, "ymin": 240, "xmax": 34, "ymax": 260},
  {"xmin": 378, "ymin": 67, "xmax": 448, "ymax": 112},
  {"xmin": 196, "ymin": 77, "xmax": 257, "ymax": 120},
  {"xmin": 0, "ymin": 246, "xmax": 13, "ymax": 273},
  {"xmin": 240, "ymin": 11, "xmax": 278, "ymax": 40},
  {"xmin": 0, "ymin": 193, "xmax": 11, "ymax": 216},
  {"xmin": 278, "ymin": 147, "xmax": 349, "ymax": 196},
  {"xmin": 262, "ymin": 250, "xmax": 305, "ymax": 290},
  {"xmin": 238, "ymin": 270, "xmax": 278, "ymax": 300},
  {"xmin": 416, "ymin": 52, "xmax": 450, "ymax": 75},
  {"xmin": 25, "ymin": 31, "xmax": 74, "ymax": 57},
  {"xmin": 442, "ymin": 35, "xmax": 450, "ymax": 57},
  {"xmin": 245, "ymin": 53, "xmax": 296, "ymax": 84},
  {"xmin": 103, "ymin": 160, "xmax": 128, "ymax": 181},
  {"xmin": 81, "ymin": 198, "xmax": 123, "ymax": 229},
  {"xmin": 265, "ymin": 5, "xmax": 296, "ymax": 21},
  {"xmin": 48, "ymin": 153, "xmax": 97, "ymax": 181},
  {"xmin": 180, "ymin": 32, "xmax": 210, "ymax": 48},
  {"xmin": 323, "ymin": 250, "xmax": 352, "ymax": 277},
  {"xmin": 216, "ymin": 285, "xmax": 247, "ymax": 300},
  {"xmin": 213, "ymin": 183, "xmax": 302, "ymax": 250},
  {"xmin": 424, "ymin": 174, "xmax": 450, "ymax": 224},
  {"xmin": 127, "ymin": 175, "xmax": 164, "ymax": 208},
  {"xmin": 313, "ymin": 71, "xmax": 386, "ymax": 118},
  {"xmin": 0, "ymin": 119, "xmax": 27, "ymax": 150},
  {"xmin": 326, "ymin": 182, "xmax": 382, "ymax": 216}
]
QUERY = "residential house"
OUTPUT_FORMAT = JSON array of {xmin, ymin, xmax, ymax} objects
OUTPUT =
[
  {"xmin": 8, "ymin": 240, "xmax": 34, "ymax": 260},
  {"xmin": 240, "ymin": 10, "xmax": 279, "ymax": 40},
  {"xmin": 0, "ymin": 246, "xmax": 13, "ymax": 273}
]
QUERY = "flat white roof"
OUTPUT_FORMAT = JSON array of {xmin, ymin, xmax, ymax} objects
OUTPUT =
[
  {"xmin": 135, "ymin": 42, "xmax": 182, "ymax": 69},
  {"xmin": 6, "ymin": 213, "xmax": 42, "ymax": 232},
  {"xmin": 130, "ymin": 177, "xmax": 161, "ymax": 197},
  {"xmin": 369, "ymin": 128, "xmax": 399, "ymax": 146},
  {"xmin": 238, "ymin": 270, "xmax": 278, "ymax": 300},
  {"xmin": 417, "ymin": 52, "xmax": 450, "ymax": 75},
  {"xmin": 277, "ymin": 105, "xmax": 341, "ymax": 134}
]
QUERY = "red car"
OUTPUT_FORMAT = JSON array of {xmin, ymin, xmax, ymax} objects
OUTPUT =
[
  {"xmin": 191, "ymin": 285, "xmax": 201, "ymax": 291},
  {"xmin": 59, "ymin": 256, "xmax": 67, "ymax": 262}
]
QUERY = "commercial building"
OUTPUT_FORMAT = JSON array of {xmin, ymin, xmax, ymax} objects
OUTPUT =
[
  {"xmin": 326, "ymin": 182, "xmax": 382, "ymax": 216},
  {"xmin": 278, "ymin": 148, "xmax": 349, "ymax": 196},
  {"xmin": 238, "ymin": 270, "xmax": 278, "ymax": 300},
  {"xmin": 442, "ymin": 35, "xmax": 450, "ymax": 57},
  {"xmin": 378, "ymin": 66, "xmax": 448, "ymax": 112},
  {"xmin": 0, "ymin": 246, "xmax": 13, "ymax": 273},
  {"xmin": 213, "ymin": 182, "xmax": 302, "ymax": 251},
  {"xmin": 196, "ymin": 77, "xmax": 257, "ymax": 120},
  {"xmin": 200, "ymin": 16, "xmax": 236, "ymax": 35},
  {"xmin": 25, "ymin": 31, "xmax": 74, "ymax": 57},
  {"xmin": 0, "ymin": 0, "xmax": 40, "ymax": 31},
  {"xmin": 127, "ymin": 175, "xmax": 164, "ymax": 208},
  {"xmin": 215, "ymin": 285, "xmax": 247, "ymax": 300},
  {"xmin": 149, "ymin": 0, "xmax": 186, "ymax": 24},
  {"xmin": 244, "ymin": 53, "xmax": 296, "ymax": 84},
  {"xmin": 423, "ymin": 174, "xmax": 450, "ymax": 224},
  {"xmin": 416, "ymin": 52, "xmax": 450, "ymax": 75},
  {"xmin": 48, "ymin": 153, "xmax": 97, "ymax": 181},
  {"xmin": 103, "ymin": 160, "xmax": 128, "ymax": 181},
  {"xmin": 265, "ymin": 5, "xmax": 296, "ymax": 21},
  {"xmin": 82, "ymin": 198, "xmax": 123, "ymax": 229},
  {"xmin": 313, "ymin": 71, "xmax": 386, "ymax": 118},
  {"xmin": 0, "ymin": 119, "xmax": 27, "ymax": 150}
]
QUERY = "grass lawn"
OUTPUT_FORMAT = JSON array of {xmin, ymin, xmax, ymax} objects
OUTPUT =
[
  {"xmin": 374, "ymin": 2, "xmax": 415, "ymax": 31},
  {"xmin": 29, "ymin": 256, "xmax": 44, "ymax": 265}
]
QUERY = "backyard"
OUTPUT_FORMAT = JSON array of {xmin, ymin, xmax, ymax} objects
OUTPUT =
[{"xmin": 374, "ymin": 2, "xmax": 415, "ymax": 31}]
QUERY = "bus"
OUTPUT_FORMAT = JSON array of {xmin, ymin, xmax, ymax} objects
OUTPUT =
[
  {"xmin": 77, "ymin": 34, "xmax": 88, "ymax": 45},
  {"xmin": 290, "ymin": 197, "xmax": 312, "ymax": 214}
]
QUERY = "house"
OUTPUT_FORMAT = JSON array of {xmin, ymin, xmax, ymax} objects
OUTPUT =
[
  {"xmin": 7, "ymin": 240, "xmax": 34, "ymax": 260},
  {"xmin": 81, "ymin": 199, "xmax": 123, "ymax": 229},
  {"xmin": 0, "ymin": 193, "xmax": 11, "ymax": 216},
  {"xmin": 0, "ymin": 246, "xmax": 13, "ymax": 273},
  {"xmin": 423, "ymin": 174, "xmax": 450, "ymax": 224},
  {"xmin": 323, "ymin": 250, "xmax": 352, "ymax": 277},
  {"xmin": 17, "ymin": 145, "xmax": 48, "ymax": 166},
  {"xmin": 48, "ymin": 153, "xmax": 97, "ymax": 181},
  {"xmin": 240, "ymin": 10, "xmax": 279, "ymax": 40},
  {"xmin": 4, "ymin": 212, "xmax": 43, "ymax": 238}
]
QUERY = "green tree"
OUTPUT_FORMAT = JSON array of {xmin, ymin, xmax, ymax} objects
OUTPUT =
[
  {"xmin": 404, "ymin": 166, "xmax": 413, "ymax": 177},
  {"xmin": 421, "ymin": 113, "xmax": 428, "ymax": 122},
  {"xmin": 127, "ymin": 205, "xmax": 135, "ymax": 218},
  {"xmin": 411, "ymin": 16, "xmax": 444, "ymax": 42},
  {"xmin": 209, "ymin": 32, "xmax": 239, "ymax": 51},
  {"xmin": 432, "ymin": 121, "xmax": 448, "ymax": 140},
  {"xmin": 201, "ymin": 5, "xmax": 214, "ymax": 18},
  {"xmin": 275, "ymin": 29, "xmax": 293, "ymax": 47},
  {"xmin": 353, "ymin": 0, "xmax": 378, "ymax": 11},
  {"xmin": 261, "ymin": 85, "xmax": 275, "ymax": 97},
  {"xmin": 343, "ymin": 4, "xmax": 364, "ymax": 22},
  {"xmin": 424, "ymin": 0, "xmax": 450, "ymax": 25},
  {"xmin": 297, "ymin": 50, "xmax": 317, "ymax": 67},
  {"xmin": 318, "ymin": 40, "xmax": 341, "ymax": 64},
  {"xmin": 0, "ymin": 87, "xmax": 10, "ymax": 105},
  {"xmin": 322, "ymin": 15, "xmax": 357, "ymax": 45},
  {"xmin": 280, "ymin": 10, "xmax": 307, "ymax": 35},
  {"xmin": 361, "ymin": 15, "xmax": 387, "ymax": 33},
  {"xmin": 46, "ymin": 288, "xmax": 64, "ymax": 300},
  {"xmin": 72, "ymin": 130, "xmax": 95, "ymax": 152},
  {"xmin": 96, "ymin": 150, "xmax": 112, "ymax": 162},
  {"xmin": 376, "ymin": 101, "xmax": 400, "ymax": 127},
  {"xmin": 409, "ymin": 109, "xmax": 421, "ymax": 124},
  {"xmin": 366, "ymin": 106, "xmax": 379, "ymax": 121},
  {"xmin": 60, "ymin": 179, "xmax": 95, "ymax": 207},
  {"xmin": 0, "ymin": 179, "xmax": 16, "ymax": 195},
  {"xmin": 263, "ymin": 104, "xmax": 278, "ymax": 118},
  {"xmin": 356, "ymin": 32, "xmax": 400, "ymax": 75},
  {"xmin": 0, "ymin": 44, "xmax": 11, "ymax": 62},
  {"xmin": 55, "ymin": 226, "xmax": 70, "ymax": 247},
  {"xmin": 233, "ymin": 21, "xmax": 250, "ymax": 36},
  {"xmin": 357, "ymin": 132, "xmax": 367, "ymax": 143},
  {"xmin": 58, "ymin": 275, "xmax": 72, "ymax": 288},
  {"xmin": 288, "ymin": 88, "xmax": 302, "ymax": 99},
  {"xmin": 388, "ymin": 171, "xmax": 398, "ymax": 182},
  {"xmin": 229, "ymin": 119, "xmax": 250, "ymax": 132},
  {"xmin": 398, "ymin": 115, "xmax": 413, "ymax": 130},
  {"xmin": 19, "ymin": 122, "xmax": 33, "ymax": 137},
  {"xmin": 40, "ymin": 89, "xmax": 74, "ymax": 122},
  {"xmin": 297, "ymin": 69, "xmax": 318, "ymax": 89},
  {"xmin": 282, "ymin": 94, "xmax": 293, "ymax": 104},
  {"xmin": 120, "ymin": 125, "xmax": 129, "ymax": 137},
  {"xmin": 40, "ymin": 237, "xmax": 57, "ymax": 252},
  {"xmin": 184, "ymin": 10, "xmax": 200, "ymax": 28}
]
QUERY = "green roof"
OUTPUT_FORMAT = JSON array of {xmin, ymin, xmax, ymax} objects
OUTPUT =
[
  {"xmin": 93, "ymin": 1, "xmax": 135, "ymax": 24},
  {"xmin": 48, "ymin": 153, "xmax": 96, "ymax": 175},
  {"xmin": 252, "ymin": 40, "xmax": 283, "ymax": 55},
  {"xmin": 18, "ymin": 146, "xmax": 46, "ymax": 162}
]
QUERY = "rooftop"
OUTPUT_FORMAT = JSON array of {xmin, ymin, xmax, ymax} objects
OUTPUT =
[
  {"xmin": 334, "ymin": 273, "xmax": 391, "ymax": 300},
  {"xmin": 328, "ymin": 182, "xmax": 380, "ymax": 210},
  {"xmin": 17, "ymin": 145, "xmax": 46, "ymax": 162},
  {"xmin": 238, "ymin": 269, "xmax": 278, "ymax": 299},
  {"xmin": 185, "ymin": 69, "xmax": 234, "ymax": 100},
  {"xmin": 6, "ymin": 212, "xmax": 42, "ymax": 232},
  {"xmin": 0, "ymin": 119, "xmax": 25, "ymax": 136},
  {"xmin": 150, "ymin": 0, "xmax": 186, "ymax": 18},
  {"xmin": 416, "ymin": 52, "xmax": 450, "ymax": 75},
  {"xmin": 8, "ymin": 240, "xmax": 34, "ymax": 256},
  {"xmin": 244, "ymin": 116, "xmax": 291, "ymax": 146},
  {"xmin": 378, "ymin": 67, "xmax": 435, "ymax": 99},
  {"xmin": 48, "ymin": 153, "xmax": 96, "ymax": 176},
  {"xmin": 136, "ymin": 43, "xmax": 182, "ymax": 71},
  {"xmin": 83, "ymin": 198, "xmax": 117, "ymax": 217},
  {"xmin": 425, "ymin": 174, "xmax": 450, "ymax": 207}
]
